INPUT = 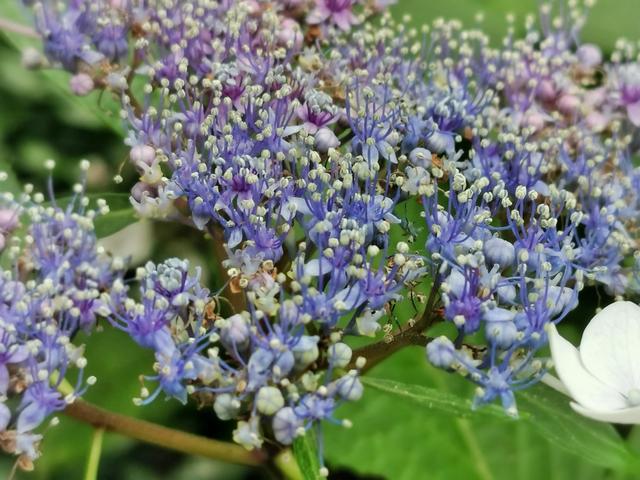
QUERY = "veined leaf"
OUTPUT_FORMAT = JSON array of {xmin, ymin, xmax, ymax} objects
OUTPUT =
[
  {"xmin": 324, "ymin": 348, "xmax": 630, "ymax": 480},
  {"xmin": 362, "ymin": 376, "xmax": 510, "ymax": 420},
  {"xmin": 519, "ymin": 386, "xmax": 639, "ymax": 473},
  {"xmin": 365, "ymin": 374, "xmax": 636, "ymax": 473},
  {"xmin": 292, "ymin": 430, "xmax": 324, "ymax": 480}
]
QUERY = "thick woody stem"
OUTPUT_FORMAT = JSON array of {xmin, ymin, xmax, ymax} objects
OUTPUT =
[{"xmin": 64, "ymin": 400, "xmax": 264, "ymax": 467}]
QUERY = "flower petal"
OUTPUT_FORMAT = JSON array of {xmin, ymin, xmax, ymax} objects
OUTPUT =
[
  {"xmin": 540, "ymin": 373, "xmax": 570, "ymax": 397},
  {"xmin": 570, "ymin": 402, "xmax": 640, "ymax": 424},
  {"xmin": 17, "ymin": 402, "xmax": 47, "ymax": 433},
  {"xmin": 548, "ymin": 323, "xmax": 626, "ymax": 411},
  {"xmin": 627, "ymin": 102, "xmax": 640, "ymax": 126},
  {"xmin": 579, "ymin": 301, "xmax": 640, "ymax": 394},
  {"xmin": 0, "ymin": 403, "xmax": 11, "ymax": 431}
]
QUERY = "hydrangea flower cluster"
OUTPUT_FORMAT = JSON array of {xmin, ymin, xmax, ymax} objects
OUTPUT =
[
  {"xmin": 11, "ymin": 0, "xmax": 640, "ymax": 470},
  {"xmin": 0, "ymin": 162, "xmax": 125, "ymax": 467},
  {"xmin": 106, "ymin": 256, "xmax": 365, "ymax": 452}
]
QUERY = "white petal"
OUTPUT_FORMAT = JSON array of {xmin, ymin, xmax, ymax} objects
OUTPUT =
[
  {"xmin": 571, "ymin": 402, "xmax": 640, "ymax": 424},
  {"xmin": 580, "ymin": 301, "xmax": 640, "ymax": 393},
  {"xmin": 541, "ymin": 373, "xmax": 570, "ymax": 397},
  {"xmin": 548, "ymin": 324, "xmax": 626, "ymax": 411}
]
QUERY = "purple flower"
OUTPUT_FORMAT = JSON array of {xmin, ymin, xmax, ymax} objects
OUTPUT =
[
  {"xmin": 615, "ymin": 64, "xmax": 640, "ymax": 126},
  {"xmin": 308, "ymin": 0, "xmax": 358, "ymax": 31}
]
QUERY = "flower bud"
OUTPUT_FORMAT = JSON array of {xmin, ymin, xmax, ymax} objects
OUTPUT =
[
  {"xmin": 484, "ymin": 308, "xmax": 518, "ymax": 348},
  {"xmin": 0, "ymin": 403, "xmax": 10, "ymax": 431},
  {"xmin": 21, "ymin": 47, "xmax": 45, "ymax": 70},
  {"xmin": 483, "ymin": 237, "xmax": 515, "ymax": 270},
  {"xmin": 444, "ymin": 269, "xmax": 466, "ymax": 297},
  {"xmin": 577, "ymin": 44, "xmax": 602, "ymax": 70},
  {"xmin": 314, "ymin": 128, "xmax": 340, "ymax": 152},
  {"xmin": 0, "ymin": 209, "xmax": 19, "ymax": 232},
  {"xmin": 214, "ymin": 394, "xmax": 240, "ymax": 420},
  {"xmin": 536, "ymin": 79, "xmax": 556, "ymax": 101},
  {"xmin": 220, "ymin": 314, "xmax": 250, "ymax": 347},
  {"xmin": 328, "ymin": 343, "xmax": 352, "ymax": 368},
  {"xmin": 585, "ymin": 111, "xmax": 608, "ymax": 132},
  {"xmin": 130, "ymin": 145, "xmax": 157, "ymax": 167},
  {"xmin": 273, "ymin": 407, "xmax": 301, "ymax": 445},
  {"xmin": 336, "ymin": 374, "xmax": 363, "ymax": 401},
  {"xmin": 426, "ymin": 336, "xmax": 456, "ymax": 368},
  {"xmin": 256, "ymin": 386, "xmax": 285, "ymax": 415},
  {"xmin": 524, "ymin": 111, "xmax": 546, "ymax": 131},
  {"xmin": 557, "ymin": 94, "xmax": 580, "ymax": 115},
  {"xmin": 292, "ymin": 335, "xmax": 319, "ymax": 369},
  {"xmin": 496, "ymin": 284, "xmax": 517, "ymax": 303},
  {"xmin": 277, "ymin": 18, "xmax": 303, "ymax": 51},
  {"xmin": 69, "ymin": 73, "xmax": 95, "ymax": 96},
  {"xmin": 546, "ymin": 286, "xmax": 577, "ymax": 316}
]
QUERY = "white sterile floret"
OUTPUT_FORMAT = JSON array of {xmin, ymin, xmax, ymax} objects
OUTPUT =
[{"xmin": 547, "ymin": 301, "xmax": 640, "ymax": 423}]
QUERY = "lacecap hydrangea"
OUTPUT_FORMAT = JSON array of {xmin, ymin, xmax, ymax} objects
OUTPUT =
[{"xmin": 7, "ymin": 0, "xmax": 640, "ymax": 474}]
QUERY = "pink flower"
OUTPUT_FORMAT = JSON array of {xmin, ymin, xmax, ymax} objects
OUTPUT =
[{"xmin": 307, "ymin": 0, "xmax": 358, "ymax": 31}]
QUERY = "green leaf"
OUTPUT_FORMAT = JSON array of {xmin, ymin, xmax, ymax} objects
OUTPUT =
[
  {"xmin": 0, "ymin": 4, "xmax": 124, "ymax": 135},
  {"xmin": 366, "ymin": 372, "xmax": 637, "ymax": 473},
  {"xmin": 85, "ymin": 192, "xmax": 137, "ymax": 238},
  {"xmin": 52, "ymin": 192, "xmax": 137, "ymax": 238},
  {"xmin": 519, "ymin": 386, "xmax": 639, "ymax": 473},
  {"xmin": 292, "ymin": 430, "xmax": 324, "ymax": 480},
  {"xmin": 94, "ymin": 204, "xmax": 137, "ymax": 238},
  {"xmin": 324, "ymin": 348, "xmax": 625, "ymax": 480},
  {"xmin": 362, "ymin": 376, "xmax": 511, "ymax": 420}
]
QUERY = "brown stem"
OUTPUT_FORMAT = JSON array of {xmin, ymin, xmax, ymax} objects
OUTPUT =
[
  {"xmin": 63, "ymin": 399, "xmax": 264, "ymax": 466},
  {"xmin": 352, "ymin": 279, "xmax": 442, "ymax": 373}
]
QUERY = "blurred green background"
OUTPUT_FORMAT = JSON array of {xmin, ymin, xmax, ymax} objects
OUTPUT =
[{"xmin": 0, "ymin": 1, "xmax": 639, "ymax": 479}]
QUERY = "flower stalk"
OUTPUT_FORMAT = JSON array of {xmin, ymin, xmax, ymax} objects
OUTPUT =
[
  {"xmin": 63, "ymin": 400, "xmax": 264, "ymax": 467},
  {"xmin": 0, "ymin": 18, "xmax": 39, "ymax": 39},
  {"xmin": 83, "ymin": 428, "xmax": 104, "ymax": 480}
]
